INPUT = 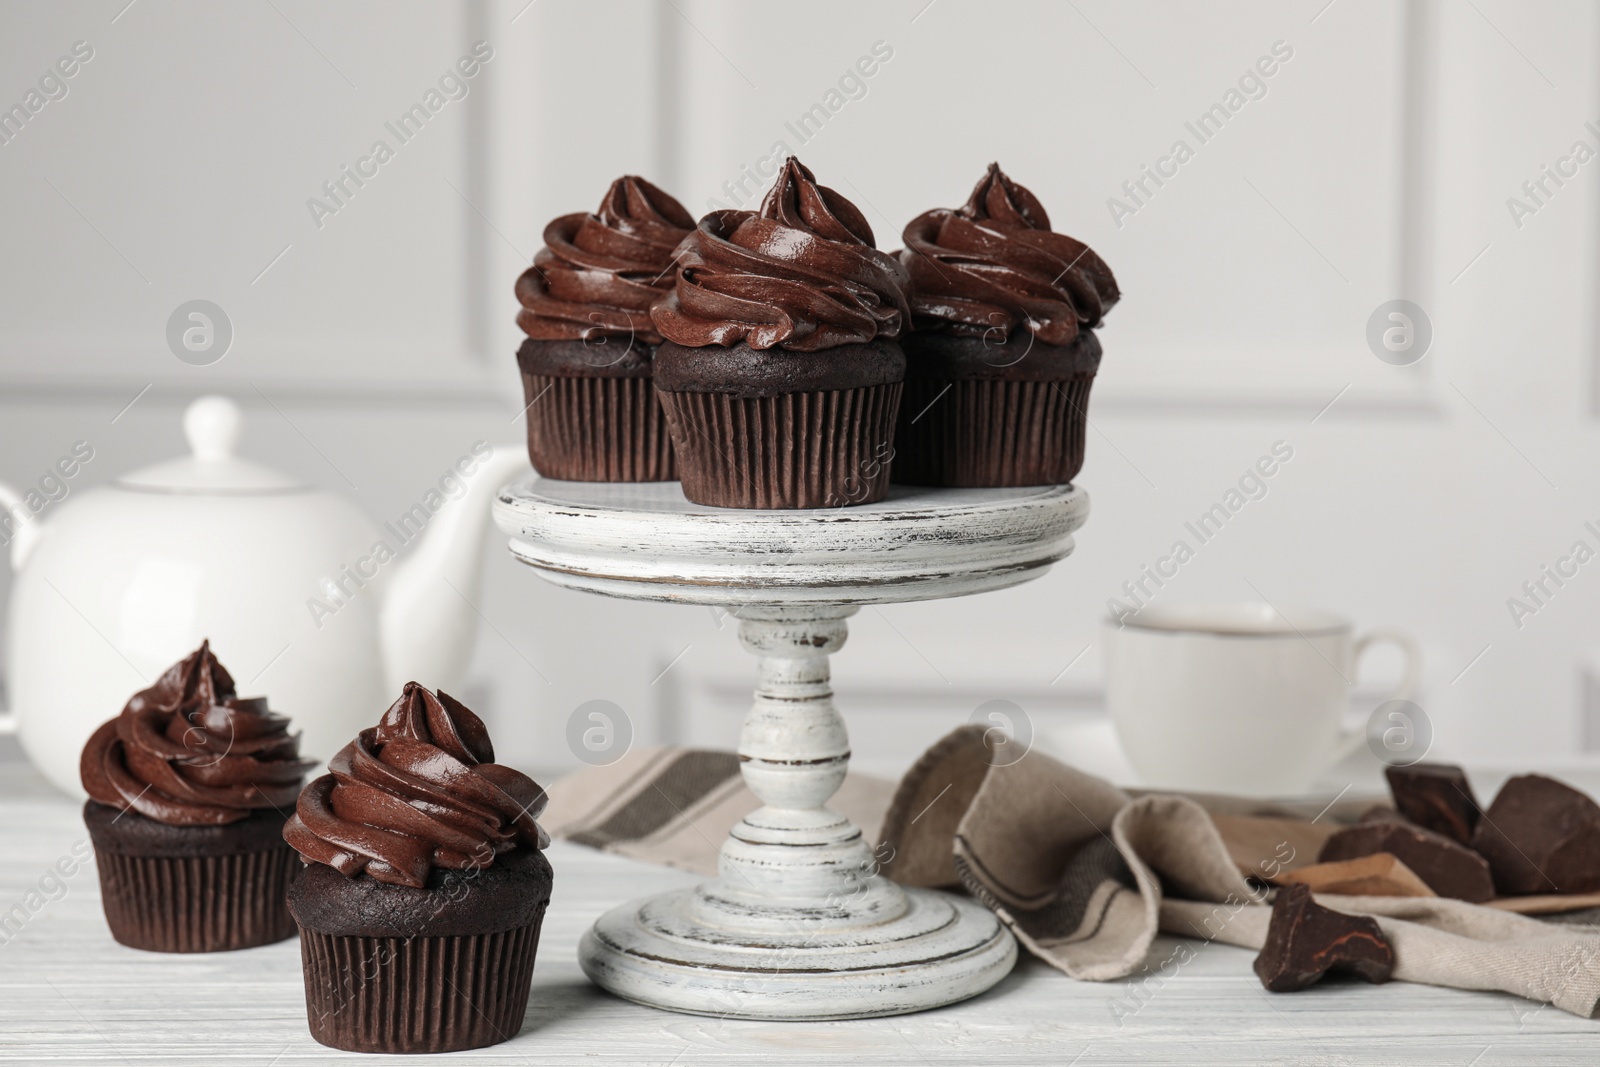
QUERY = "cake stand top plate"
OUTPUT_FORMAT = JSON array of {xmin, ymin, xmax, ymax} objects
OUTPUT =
[{"xmin": 493, "ymin": 479, "xmax": 1088, "ymax": 607}]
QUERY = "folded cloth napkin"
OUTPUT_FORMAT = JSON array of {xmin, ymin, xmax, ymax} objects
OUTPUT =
[{"xmin": 545, "ymin": 726, "xmax": 1600, "ymax": 1017}]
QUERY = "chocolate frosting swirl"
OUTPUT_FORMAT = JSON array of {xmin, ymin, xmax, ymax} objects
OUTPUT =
[
  {"xmin": 900, "ymin": 163, "xmax": 1120, "ymax": 346},
  {"xmin": 516, "ymin": 176, "xmax": 694, "ymax": 345},
  {"xmin": 650, "ymin": 157, "xmax": 911, "ymax": 351},
  {"xmin": 80, "ymin": 641, "xmax": 314, "ymax": 826},
  {"xmin": 283, "ymin": 683, "xmax": 549, "ymax": 888}
]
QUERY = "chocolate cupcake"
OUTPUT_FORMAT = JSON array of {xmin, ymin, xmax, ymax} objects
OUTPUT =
[
  {"xmin": 650, "ymin": 157, "xmax": 910, "ymax": 508},
  {"xmin": 515, "ymin": 176, "xmax": 694, "ymax": 481},
  {"xmin": 893, "ymin": 163, "xmax": 1120, "ymax": 486},
  {"xmin": 283, "ymin": 682, "xmax": 551, "ymax": 1055},
  {"xmin": 80, "ymin": 640, "xmax": 313, "ymax": 952}
]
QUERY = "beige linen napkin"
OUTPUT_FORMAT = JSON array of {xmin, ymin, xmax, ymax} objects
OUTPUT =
[{"xmin": 545, "ymin": 727, "xmax": 1600, "ymax": 1017}]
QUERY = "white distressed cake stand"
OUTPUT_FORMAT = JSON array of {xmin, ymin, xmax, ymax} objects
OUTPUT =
[{"xmin": 493, "ymin": 479, "xmax": 1088, "ymax": 1021}]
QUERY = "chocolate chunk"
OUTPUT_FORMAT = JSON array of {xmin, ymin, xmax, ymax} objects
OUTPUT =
[
  {"xmin": 1384, "ymin": 762, "xmax": 1482, "ymax": 845},
  {"xmin": 1470, "ymin": 774, "xmax": 1600, "ymax": 895},
  {"xmin": 1319, "ymin": 821, "xmax": 1494, "ymax": 902},
  {"xmin": 1254, "ymin": 883, "xmax": 1394, "ymax": 992}
]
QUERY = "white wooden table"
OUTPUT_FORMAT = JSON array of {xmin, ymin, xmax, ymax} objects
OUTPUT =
[{"xmin": 1, "ymin": 762, "xmax": 1596, "ymax": 1065}]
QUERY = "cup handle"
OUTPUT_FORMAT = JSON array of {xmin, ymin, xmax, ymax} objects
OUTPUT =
[
  {"xmin": 1354, "ymin": 629, "xmax": 1423, "ymax": 700},
  {"xmin": 1334, "ymin": 629, "xmax": 1423, "ymax": 759}
]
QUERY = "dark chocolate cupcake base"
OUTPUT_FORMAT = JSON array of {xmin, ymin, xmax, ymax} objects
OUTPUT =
[
  {"xmin": 298, "ymin": 924, "xmax": 544, "ymax": 1054},
  {"xmin": 660, "ymin": 384, "xmax": 902, "ymax": 509},
  {"xmin": 289, "ymin": 848, "xmax": 553, "ymax": 1055},
  {"xmin": 654, "ymin": 339, "xmax": 905, "ymax": 509},
  {"xmin": 892, "ymin": 331, "xmax": 1100, "ymax": 488},
  {"xmin": 894, "ymin": 375, "xmax": 1094, "ymax": 487},
  {"xmin": 520, "ymin": 373, "xmax": 676, "ymax": 482},
  {"xmin": 84, "ymin": 801, "xmax": 298, "ymax": 952},
  {"xmin": 517, "ymin": 338, "xmax": 676, "ymax": 482}
]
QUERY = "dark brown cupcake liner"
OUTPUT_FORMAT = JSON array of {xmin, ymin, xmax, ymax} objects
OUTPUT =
[
  {"xmin": 659, "ymin": 382, "xmax": 902, "ymax": 509},
  {"xmin": 892, "ymin": 373, "xmax": 1094, "ymax": 487},
  {"xmin": 93, "ymin": 845, "xmax": 299, "ymax": 952},
  {"xmin": 298, "ymin": 912, "xmax": 546, "ymax": 1054},
  {"xmin": 521, "ymin": 372, "xmax": 676, "ymax": 481}
]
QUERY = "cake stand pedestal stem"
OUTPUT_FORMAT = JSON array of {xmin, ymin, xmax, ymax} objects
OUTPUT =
[{"xmin": 700, "ymin": 607, "xmax": 905, "ymax": 927}]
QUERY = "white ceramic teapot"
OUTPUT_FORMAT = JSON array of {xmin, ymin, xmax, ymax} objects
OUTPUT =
[{"xmin": 0, "ymin": 396, "xmax": 529, "ymax": 796}]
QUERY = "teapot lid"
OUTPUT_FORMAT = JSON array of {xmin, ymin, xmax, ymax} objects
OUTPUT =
[{"xmin": 115, "ymin": 396, "xmax": 309, "ymax": 494}]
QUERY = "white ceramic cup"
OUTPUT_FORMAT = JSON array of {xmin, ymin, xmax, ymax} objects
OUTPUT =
[{"xmin": 1103, "ymin": 601, "xmax": 1421, "ymax": 797}]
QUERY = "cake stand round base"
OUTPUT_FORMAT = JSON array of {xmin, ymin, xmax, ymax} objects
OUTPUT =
[{"xmin": 578, "ymin": 884, "xmax": 1017, "ymax": 1020}]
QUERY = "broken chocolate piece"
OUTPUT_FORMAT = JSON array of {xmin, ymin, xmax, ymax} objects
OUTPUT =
[
  {"xmin": 1319, "ymin": 821, "xmax": 1494, "ymax": 902},
  {"xmin": 1384, "ymin": 762, "xmax": 1482, "ymax": 845},
  {"xmin": 1470, "ymin": 774, "xmax": 1600, "ymax": 896},
  {"xmin": 1254, "ymin": 883, "xmax": 1394, "ymax": 992}
]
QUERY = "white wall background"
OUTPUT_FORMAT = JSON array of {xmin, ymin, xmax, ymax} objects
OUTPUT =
[{"xmin": 2, "ymin": 0, "xmax": 1598, "ymax": 783}]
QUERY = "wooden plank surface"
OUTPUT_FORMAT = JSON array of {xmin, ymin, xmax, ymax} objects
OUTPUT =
[{"xmin": 0, "ymin": 763, "xmax": 1594, "ymax": 1065}]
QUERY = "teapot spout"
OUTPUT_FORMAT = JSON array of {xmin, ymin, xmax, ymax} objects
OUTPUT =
[{"xmin": 378, "ymin": 443, "xmax": 530, "ymax": 694}]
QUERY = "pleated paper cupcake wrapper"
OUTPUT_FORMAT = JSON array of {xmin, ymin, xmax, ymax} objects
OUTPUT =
[
  {"xmin": 522, "ymin": 372, "xmax": 676, "ymax": 482},
  {"xmin": 893, "ymin": 374, "xmax": 1094, "ymax": 487},
  {"xmin": 94, "ymin": 845, "xmax": 299, "ymax": 952},
  {"xmin": 298, "ymin": 914, "xmax": 546, "ymax": 1055},
  {"xmin": 659, "ymin": 383, "xmax": 903, "ymax": 509}
]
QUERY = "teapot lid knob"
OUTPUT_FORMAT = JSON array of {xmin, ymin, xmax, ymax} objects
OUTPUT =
[
  {"xmin": 184, "ymin": 396, "xmax": 241, "ymax": 462},
  {"xmin": 115, "ymin": 394, "xmax": 303, "ymax": 493}
]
